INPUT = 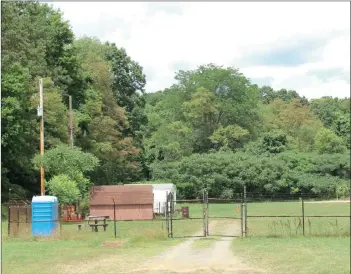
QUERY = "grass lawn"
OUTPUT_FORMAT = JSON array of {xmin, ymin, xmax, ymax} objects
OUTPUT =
[
  {"xmin": 246, "ymin": 201, "xmax": 350, "ymax": 237},
  {"xmin": 174, "ymin": 200, "xmax": 350, "ymax": 237},
  {"xmin": 2, "ymin": 200, "xmax": 349, "ymax": 273},
  {"xmin": 232, "ymin": 237, "xmax": 350, "ymax": 274},
  {"xmin": 1, "ymin": 219, "xmax": 200, "ymax": 274},
  {"xmin": 230, "ymin": 201, "xmax": 350, "ymax": 274}
]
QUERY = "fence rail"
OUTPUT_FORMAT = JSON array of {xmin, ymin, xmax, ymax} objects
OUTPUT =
[
  {"xmin": 165, "ymin": 189, "xmax": 350, "ymax": 238},
  {"xmin": 5, "ymin": 189, "xmax": 350, "ymax": 238}
]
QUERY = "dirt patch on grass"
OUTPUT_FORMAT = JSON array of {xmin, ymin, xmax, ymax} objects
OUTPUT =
[{"xmin": 101, "ymin": 240, "xmax": 126, "ymax": 248}]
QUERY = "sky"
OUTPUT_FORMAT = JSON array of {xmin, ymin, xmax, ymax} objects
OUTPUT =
[{"xmin": 51, "ymin": 2, "xmax": 350, "ymax": 99}]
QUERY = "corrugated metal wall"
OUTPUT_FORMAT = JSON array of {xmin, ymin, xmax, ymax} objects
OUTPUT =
[{"xmin": 90, "ymin": 204, "xmax": 153, "ymax": 220}]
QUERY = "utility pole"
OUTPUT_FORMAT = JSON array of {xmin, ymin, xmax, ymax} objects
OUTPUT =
[
  {"xmin": 68, "ymin": 95, "xmax": 74, "ymax": 147},
  {"xmin": 38, "ymin": 78, "xmax": 45, "ymax": 196}
]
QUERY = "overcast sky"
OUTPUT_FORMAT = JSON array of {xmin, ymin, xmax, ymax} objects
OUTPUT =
[{"xmin": 52, "ymin": 2, "xmax": 350, "ymax": 99}]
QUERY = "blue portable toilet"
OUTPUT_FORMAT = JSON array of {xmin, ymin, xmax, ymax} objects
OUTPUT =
[{"xmin": 32, "ymin": 196, "xmax": 59, "ymax": 236}]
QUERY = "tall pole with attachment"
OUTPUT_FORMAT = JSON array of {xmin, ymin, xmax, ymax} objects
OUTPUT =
[{"xmin": 38, "ymin": 78, "xmax": 45, "ymax": 196}]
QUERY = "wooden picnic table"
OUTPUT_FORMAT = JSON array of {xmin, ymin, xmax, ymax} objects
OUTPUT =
[{"xmin": 87, "ymin": 215, "xmax": 109, "ymax": 232}]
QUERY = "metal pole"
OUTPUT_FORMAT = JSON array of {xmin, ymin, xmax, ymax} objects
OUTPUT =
[
  {"xmin": 166, "ymin": 192, "xmax": 169, "ymax": 237},
  {"xmin": 206, "ymin": 191, "xmax": 209, "ymax": 236},
  {"xmin": 17, "ymin": 207, "xmax": 20, "ymax": 233},
  {"xmin": 113, "ymin": 199, "xmax": 117, "ymax": 238},
  {"xmin": 8, "ymin": 189, "xmax": 11, "ymax": 236},
  {"xmin": 203, "ymin": 190, "xmax": 206, "ymax": 237},
  {"xmin": 169, "ymin": 193, "xmax": 173, "ymax": 238},
  {"xmin": 39, "ymin": 78, "xmax": 45, "ymax": 196},
  {"xmin": 302, "ymin": 197, "xmax": 305, "ymax": 236},
  {"xmin": 240, "ymin": 193, "xmax": 243, "ymax": 237},
  {"xmin": 59, "ymin": 204, "xmax": 62, "ymax": 237},
  {"xmin": 68, "ymin": 95, "xmax": 74, "ymax": 147},
  {"xmin": 244, "ymin": 185, "xmax": 247, "ymax": 237}
]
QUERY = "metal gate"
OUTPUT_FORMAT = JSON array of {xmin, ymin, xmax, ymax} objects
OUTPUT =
[
  {"xmin": 206, "ymin": 194, "xmax": 244, "ymax": 237},
  {"xmin": 166, "ymin": 190, "xmax": 247, "ymax": 238}
]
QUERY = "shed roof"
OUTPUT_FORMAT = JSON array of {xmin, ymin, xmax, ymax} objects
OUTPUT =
[
  {"xmin": 90, "ymin": 185, "xmax": 153, "ymax": 206},
  {"xmin": 127, "ymin": 183, "xmax": 176, "ymax": 191},
  {"xmin": 152, "ymin": 184, "xmax": 176, "ymax": 190}
]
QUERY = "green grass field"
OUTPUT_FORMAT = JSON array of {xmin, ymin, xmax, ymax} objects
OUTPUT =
[
  {"xmin": 2, "ymin": 200, "xmax": 350, "ymax": 274},
  {"xmin": 173, "ymin": 200, "xmax": 350, "ymax": 237},
  {"xmin": 2, "ymin": 220, "xmax": 178, "ymax": 274},
  {"xmin": 232, "ymin": 237, "xmax": 350, "ymax": 274}
]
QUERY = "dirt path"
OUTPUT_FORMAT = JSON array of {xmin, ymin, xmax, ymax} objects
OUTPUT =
[
  {"xmin": 57, "ymin": 221, "xmax": 264, "ymax": 274},
  {"xmin": 122, "ymin": 220, "xmax": 264, "ymax": 274}
]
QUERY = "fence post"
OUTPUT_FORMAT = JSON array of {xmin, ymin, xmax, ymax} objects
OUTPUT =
[
  {"xmin": 170, "ymin": 193, "xmax": 173, "ymax": 238},
  {"xmin": 113, "ymin": 198, "xmax": 117, "ymax": 239},
  {"xmin": 17, "ymin": 207, "xmax": 20, "ymax": 234},
  {"xmin": 8, "ymin": 188, "xmax": 11, "ymax": 236},
  {"xmin": 244, "ymin": 185, "xmax": 247, "ymax": 237},
  {"xmin": 60, "ymin": 204, "xmax": 63, "ymax": 237},
  {"xmin": 301, "ymin": 197, "xmax": 305, "ymax": 236},
  {"xmin": 203, "ymin": 190, "xmax": 206, "ymax": 237},
  {"xmin": 206, "ymin": 191, "xmax": 209, "ymax": 236},
  {"xmin": 240, "ymin": 193, "xmax": 243, "ymax": 237},
  {"xmin": 7, "ymin": 203, "xmax": 11, "ymax": 236},
  {"xmin": 166, "ymin": 195, "xmax": 169, "ymax": 237}
]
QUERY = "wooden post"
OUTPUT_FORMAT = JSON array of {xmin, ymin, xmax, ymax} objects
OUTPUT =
[{"xmin": 38, "ymin": 78, "xmax": 45, "ymax": 196}]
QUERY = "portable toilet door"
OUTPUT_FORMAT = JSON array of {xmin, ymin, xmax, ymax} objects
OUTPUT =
[{"xmin": 32, "ymin": 196, "xmax": 59, "ymax": 236}]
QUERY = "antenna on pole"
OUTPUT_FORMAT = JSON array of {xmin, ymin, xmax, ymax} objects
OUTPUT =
[{"xmin": 37, "ymin": 78, "xmax": 45, "ymax": 196}]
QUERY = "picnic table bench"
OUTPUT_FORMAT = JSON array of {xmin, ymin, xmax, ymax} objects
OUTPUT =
[{"xmin": 87, "ymin": 215, "xmax": 109, "ymax": 232}]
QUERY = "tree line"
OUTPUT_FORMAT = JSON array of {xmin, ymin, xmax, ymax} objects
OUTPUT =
[{"xmin": 1, "ymin": 2, "xmax": 350, "ymax": 205}]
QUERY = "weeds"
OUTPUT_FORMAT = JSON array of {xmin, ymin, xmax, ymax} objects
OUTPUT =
[{"xmin": 266, "ymin": 217, "xmax": 349, "ymax": 237}]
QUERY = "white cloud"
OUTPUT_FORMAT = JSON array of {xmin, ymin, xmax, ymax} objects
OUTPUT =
[{"xmin": 52, "ymin": 2, "xmax": 350, "ymax": 99}]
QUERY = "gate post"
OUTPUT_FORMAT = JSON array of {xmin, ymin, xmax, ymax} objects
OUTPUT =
[
  {"xmin": 206, "ymin": 191, "xmax": 209, "ymax": 236},
  {"xmin": 165, "ymin": 192, "xmax": 169, "ymax": 237},
  {"xmin": 170, "ymin": 192, "xmax": 173, "ymax": 238}
]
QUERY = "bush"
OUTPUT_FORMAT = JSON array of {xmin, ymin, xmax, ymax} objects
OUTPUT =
[{"xmin": 46, "ymin": 174, "xmax": 80, "ymax": 205}]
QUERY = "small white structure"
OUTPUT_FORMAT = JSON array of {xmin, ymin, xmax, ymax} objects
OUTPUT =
[
  {"xmin": 126, "ymin": 183, "xmax": 176, "ymax": 214},
  {"xmin": 152, "ymin": 184, "xmax": 177, "ymax": 214}
]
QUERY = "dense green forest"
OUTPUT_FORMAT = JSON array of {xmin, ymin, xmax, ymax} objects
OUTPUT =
[{"xmin": 1, "ymin": 2, "xmax": 350, "ymax": 204}]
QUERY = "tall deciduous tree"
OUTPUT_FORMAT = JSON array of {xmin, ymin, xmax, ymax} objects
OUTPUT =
[{"xmin": 1, "ymin": 2, "xmax": 83, "ymax": 199}]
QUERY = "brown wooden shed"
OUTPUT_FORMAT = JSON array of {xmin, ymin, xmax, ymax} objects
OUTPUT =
[{"xmin": 90, "ymin": 185, "xmax": 154, "ymax": 220}]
